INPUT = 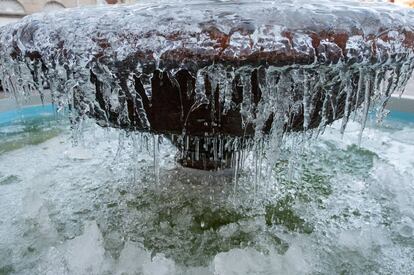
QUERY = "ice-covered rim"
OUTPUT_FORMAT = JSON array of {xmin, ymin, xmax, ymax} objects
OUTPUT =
[{"xmin": 1, "ymin": 0, "xmax": 414, "ymax": 72}]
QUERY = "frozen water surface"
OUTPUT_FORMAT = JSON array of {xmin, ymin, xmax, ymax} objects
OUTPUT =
[{"xmin": 0, "ymin": 111, "xmax": 413, "ymax": 274}]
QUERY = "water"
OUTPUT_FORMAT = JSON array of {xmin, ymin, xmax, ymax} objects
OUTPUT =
[{"xmin": 0, "ymin": 109, "xmax": 413, "ymax": 274}]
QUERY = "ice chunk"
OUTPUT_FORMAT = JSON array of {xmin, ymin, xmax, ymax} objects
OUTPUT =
[
  {"xmin": 115, "ymin": 241, "xmax": 151, "ymax": 275},
  {"xmin": 142, "ymin": 254, "xmax": 176, "ymax": 275},
  {"xmin": 64, "ymin": 221, "xmax": 111, "ymax": 275}
]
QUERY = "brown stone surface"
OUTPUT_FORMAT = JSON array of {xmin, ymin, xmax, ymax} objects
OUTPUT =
[{"xmin": 86, "ymin": 67, "xmax": 368, "ymax": 170}]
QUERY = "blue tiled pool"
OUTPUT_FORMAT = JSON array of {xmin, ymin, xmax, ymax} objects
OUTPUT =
[{"xmin": 0, "ymin": 104, "xmax": 56, "ymax": 125}]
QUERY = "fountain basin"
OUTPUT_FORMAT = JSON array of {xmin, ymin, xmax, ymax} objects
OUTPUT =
[{"xmin": 1, "ymin": 0, "xmax": 414, "ymax": 169}]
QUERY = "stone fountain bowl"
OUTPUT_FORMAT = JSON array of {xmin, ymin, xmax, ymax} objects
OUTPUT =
[{"xmin": 1, "ymin": 0, "xmax": 414, "ymax": 170}]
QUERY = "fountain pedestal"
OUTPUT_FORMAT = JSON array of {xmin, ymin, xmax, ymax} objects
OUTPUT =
[{"xmin": 170, "ymin": 136, "xmax": 234, "ymax": 170}]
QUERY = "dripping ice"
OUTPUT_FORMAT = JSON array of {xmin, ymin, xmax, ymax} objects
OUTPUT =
[{"xmin": 1, "ymin": 0, "xmax": 414, "ymax": 179}]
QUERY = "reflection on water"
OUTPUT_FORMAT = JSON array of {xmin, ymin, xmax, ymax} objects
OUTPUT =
[{"xmin": 0, "ymin": 112, "xmax": 413, "ymax": 274}]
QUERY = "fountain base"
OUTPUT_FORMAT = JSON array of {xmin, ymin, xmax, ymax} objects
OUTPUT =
[{"xmin": 170, "ymin": 135, "xmax": 237, "ymax": 171}]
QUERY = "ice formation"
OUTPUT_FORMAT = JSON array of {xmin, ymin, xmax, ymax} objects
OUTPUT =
[{"xmin": 0, "ymin": 0, "xmax": 414, "ymax": 170}]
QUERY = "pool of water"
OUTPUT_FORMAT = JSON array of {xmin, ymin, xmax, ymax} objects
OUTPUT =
[{"xmin": 0, "ymin": 105, "xmax": 413, "ymax": 274}]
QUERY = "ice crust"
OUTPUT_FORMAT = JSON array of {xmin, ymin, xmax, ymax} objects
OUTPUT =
[
  {"xmin": 1, "ymin": 116, "xmax": 414, "ymax": 274},
  {"xmin": 1, "ymin": 0, "xmax": 414, "ymax": 138}
]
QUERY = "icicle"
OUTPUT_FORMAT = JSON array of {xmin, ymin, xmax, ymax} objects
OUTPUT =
[
  {"xmin": 153, "ymin": 135, "xmax": 160, "ymax": 185},
  {"xmin": 223, "ymin": 68, "xmax": 236, "ymax": 114},
  {"xmin": 194, "ymin": 137, "xmax": 200, "ymax": 161},
  {"xmin": 218, "ymin": 136, "xmax": 223, "ymax": 159},
  {"xmin": 213, "ymin": 137, "xmax": 218, "ymax": 162},
  {"xmin": 302, "ymin": 71, "xmax": 313, "ymax": 131},
  {"xmin": 317, "ymin": 87, "xmax": 331, "ymax": 134},
  {"xmin": 254, "ymin": 143, "xmax": 259, "ymax": 198},
  {"xmin": 353, "ymin": 68, "xmax": 365, "ymax": 122},
  {"xmin": 396, "ymin": 57, "xmax": 414, "ymax": 97},
  {"xmin": 340, "ymin": 71, "xmax": 353, "ymax": 135},
  {"xmin": 375, "ymin": 67, "xmax": 395, "ymax": 124},
  {"xmin": 238, "ymin": 67, "xmax": 253, "ymax": 127},
  {"xmin": 194, "ymin": 69, "xmax": 209, "ymax": 106},
  {"xmin": 140, "ymin": 73, "xmax": 153, "ymax": 99},
  {"xmin": 233, "ymin": 150, "xmax": 241, "ymax": 195},
  {"xmin": 358, "ymin": 72, "xmax": 372, "ymax": 146}
]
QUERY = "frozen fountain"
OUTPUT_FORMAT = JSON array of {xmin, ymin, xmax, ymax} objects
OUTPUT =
[
  {"xmin": 0, "ymin": 0, "xmax": 414, "ymax": 171},
  {"xmin": 2, "ymin": 1, "xmax": 414, "ymax": 274}
]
